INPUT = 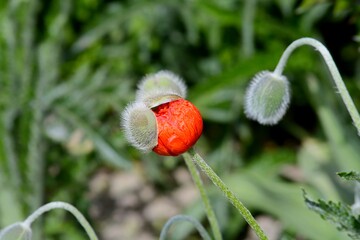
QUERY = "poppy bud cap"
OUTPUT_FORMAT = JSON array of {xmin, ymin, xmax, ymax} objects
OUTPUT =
[
  {"xmin": 136, "ymin": 70, "xmax": 187, "ymax": 108},
  {"xmin": 121, "ymin": 102, "xmax": 158, "ymax": 152}
]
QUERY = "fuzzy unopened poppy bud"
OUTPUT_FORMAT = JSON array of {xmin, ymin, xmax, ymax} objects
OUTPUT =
[
  {"xmin": 244, "ymin": 71, "xmax": 290, "ymax": 125},
  {"xmin": 136, "ymin": 70, "xmax": 187, "ymax": 108},
  {"xmin": 121, "ymin": 102, "xmax": 158, "ymax": 152},
  {"xmin": 0, "ymin": 222, "xmax": 32, "ymax": 240}
]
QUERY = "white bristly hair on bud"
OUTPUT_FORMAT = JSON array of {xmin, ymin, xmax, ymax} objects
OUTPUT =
[
  {"xmin": 135, "ymin": 70, "xmax": 187, "ymax": 108},
  {"xmin": 121, "ymin": 102, "xmax": 158, "ymax": 152},
  {"xmin": 244, "ymin": 71, "xmax": 290, "ymax": 125}
]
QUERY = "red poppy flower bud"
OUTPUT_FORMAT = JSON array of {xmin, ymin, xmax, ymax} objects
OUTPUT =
[
  {"xmin": 121, "ymin": 70, "xmax": 203, "ymax": 156},
  {"xmin": 152, "ymin": 98, "xmax": 203, "ymax": 156}
]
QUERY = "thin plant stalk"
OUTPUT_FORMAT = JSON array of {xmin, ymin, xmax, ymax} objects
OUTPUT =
[
  {"xmin": 159, "ymin": 215, "xmax": 212, "ymax": 240},
  {"xmin": 183, "ymin": 152, "xmax": 223, "ymax": 240},
  {"xmin": 187, "ymin": 148, "xmax": 268, "ymax": 240},
  {"xmin": 23, "ymin": 202, "xmax": 98, "ymax": 240},
  {"xmin": 273, "ymin": 37, "xmax": 360, "ymax": 135}
]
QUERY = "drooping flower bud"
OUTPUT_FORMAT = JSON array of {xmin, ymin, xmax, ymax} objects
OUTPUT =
[
  {"xmin": 136, "ymin": 70, "xmax": 187, "ymax": 108},
  {"xmin": 244, "ymin": 71, "xmax": 290, "ymax": 125},
  {"xmin": 152, "ymin": 98, "xmax": 203, "ymax": 156},
  {"xmin": 121, "ymin": 102, "xmax": 158, "ymax": 152},
  {"xmin": 0, "ymin": 222, "xmax": 32, "ymax": 240}
]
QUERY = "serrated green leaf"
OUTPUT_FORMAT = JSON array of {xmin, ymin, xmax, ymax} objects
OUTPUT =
[
  {"xmin": 303, "ymin": 191, "xmax": 360, "ymax": 239},
  {"xmin": 337, "ymin": 171, "xmax": 360, "ymax": 181},
  {"xmin": 223, "ymin": 158, "xmax": 347, "ymax": 240}
]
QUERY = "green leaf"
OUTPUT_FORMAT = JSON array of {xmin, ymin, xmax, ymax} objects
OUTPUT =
[
  {"xmin": 55, "ymin": 106, "xmax": 132, "ymax": 169},
  {"xmin": 337, "ymin": 171, "xmax": 360, "ymax": 181},
  {"xmin": 303, "ymin": 191, "xmax": 360, "ymax": 240},
  {"xmin": 0, "ymin": 174, "xmax": 23, "ymax": 226}
]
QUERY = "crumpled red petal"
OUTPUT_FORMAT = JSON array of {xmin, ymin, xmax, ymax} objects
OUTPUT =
[{"xmin": 152, "ymin": 99, "xmax": 203, "ymax": 156}]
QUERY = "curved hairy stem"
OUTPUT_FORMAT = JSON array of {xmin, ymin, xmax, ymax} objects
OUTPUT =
[
  {"xmin": 23, "ymin": 201, "xmax": 98, "ymax": 240},
  {"xmin": 159, "ymin": 215, "xmax": 212, "ymax": 240},
  {"xmin": 273, "ymin": 37, "xmax": 360, "ymax": 135}
]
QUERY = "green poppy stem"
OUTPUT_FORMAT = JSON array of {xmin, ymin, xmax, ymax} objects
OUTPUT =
[
  {"xmin": 183, "ymin": 152, "xmax": 223, "ymax": 240},
  {"xmin": 23, "ymin": 201, "xmax": 98, "ymax": 240},
  {"xmin": 159, "ymin": 215, "xmax": 212, "ymax": 240},
  {"xmin": 187, "ymin": 148, "xmax": 268, "ymax": 240},
  {"xmin": 274, "ymin": 37, "xmax": 360, "ymax": 136}
]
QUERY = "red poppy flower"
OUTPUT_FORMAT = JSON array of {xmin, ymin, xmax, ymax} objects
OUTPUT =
[
  {"xmin": 121, "ymin": 70, "xmax": 203, "ymax": 155},
  {"xmin": 152, "ymin": 98, "xmax": 203, "ymax": 156}
]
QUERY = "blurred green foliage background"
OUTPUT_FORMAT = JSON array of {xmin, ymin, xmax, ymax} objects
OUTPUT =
[{"xmin": 0, "ymin": 0, "xmax": 360, "ymax": 239}]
